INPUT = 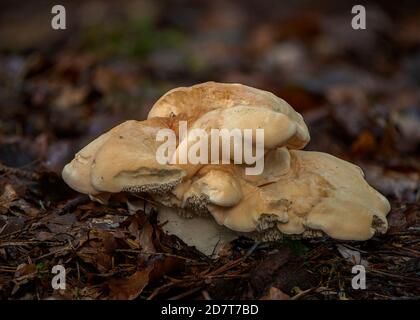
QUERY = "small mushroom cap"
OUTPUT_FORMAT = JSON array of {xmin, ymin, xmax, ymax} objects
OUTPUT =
[
  {"xmin": 183, "ymin": 105, "xmax": 302, "ymax": 149},
  {"xmin": 90, "ymin": 119, "xmax": 186, "ymax": 194},
  {"xmin": 62, "ymin": 131, "xmax": 112, "ymax": 195},
  {"xmin": 168, "ymin": 104, "xmax": 305, "ymax": 179},
  {"xmin": 183, "ymin": 169, "xmax": 243, "ymax": 208},
  {"xmin": 148, "ymin": 82, "xmax": 310, "ymax": 149}
]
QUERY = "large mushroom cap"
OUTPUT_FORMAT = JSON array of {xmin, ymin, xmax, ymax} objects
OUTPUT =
[
  {"xmin": 285, "ymin": 150, "xmax": 390, "ymax": 240},
  {"xmin": 148, "ymin": 82, "xmax": 310, "ymax": 149},
  {"xmin": 206, "ymin": 150, "xmax": 390, "ymax": 241},
  {"xmin": 63, "ymin": 118, "xmax": 186, "ymax": 196}
]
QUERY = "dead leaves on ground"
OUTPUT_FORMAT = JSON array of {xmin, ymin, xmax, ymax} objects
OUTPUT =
[
  {"xmin": 0, "ymin": 128, "xmax": 418, "ymax": 300},
  {"xmin": 0, "ymin": 170, "xmax": 188, "ymax": 299}
]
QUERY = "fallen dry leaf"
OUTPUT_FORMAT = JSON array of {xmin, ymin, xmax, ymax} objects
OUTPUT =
[
  {"xmin": 260, "ymin": 287, "xmax": 290, "ymax": 300},
  {"xmin": 108, "ymin": 266, "xmax": 152, "ymax": 300}
]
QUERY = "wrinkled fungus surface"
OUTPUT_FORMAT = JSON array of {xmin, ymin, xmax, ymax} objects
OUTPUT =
[{"xmin": 63, "ymin": 82, "xmax": 391, "ymax": 252}]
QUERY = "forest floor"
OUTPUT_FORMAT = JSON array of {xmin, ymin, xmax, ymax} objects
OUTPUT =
[{"xmin": 0, "ymin": 0, "xmax": 419, "ymax": 299}]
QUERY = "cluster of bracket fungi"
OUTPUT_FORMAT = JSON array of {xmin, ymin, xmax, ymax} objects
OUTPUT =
[{"xmin": 63, "ymin": 82, "xmax": 390, "ymax": 246}]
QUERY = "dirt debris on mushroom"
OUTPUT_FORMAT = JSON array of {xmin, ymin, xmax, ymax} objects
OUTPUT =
[{"xmin": 62, "ymin": 82, "xmax": 391, "ymax": 255}]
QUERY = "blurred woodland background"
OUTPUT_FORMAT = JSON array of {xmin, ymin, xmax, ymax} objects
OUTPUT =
[{"xmin": 0, "ymin": 0, "xmax": 419, "ymax": 300}]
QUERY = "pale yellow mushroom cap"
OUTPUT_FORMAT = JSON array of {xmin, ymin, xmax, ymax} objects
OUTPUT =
[
  {"xmin": 89, "ymin": 119, "xmax": 186, "ymax": 194},
  {"xmin": 184, "ymin": 169, "xmax": 243, "ymax": 208},
  {"xmin": 148, "ymin": 82, "xmax": 310, "ymax": 149},
  {"xmin": 62, "ymin": 118, "xmax": 186, "ymax": 197},
  {"xmin": 205, "ymin": 150, "xmax": 390, "ymax": 241},
  {"xmin": 62, "ymin": 131, "xmax": 112, "ymax": 195},
  {"xmin": 156, "ymin": 83, "xmax": 310, "ymax": 178}
]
